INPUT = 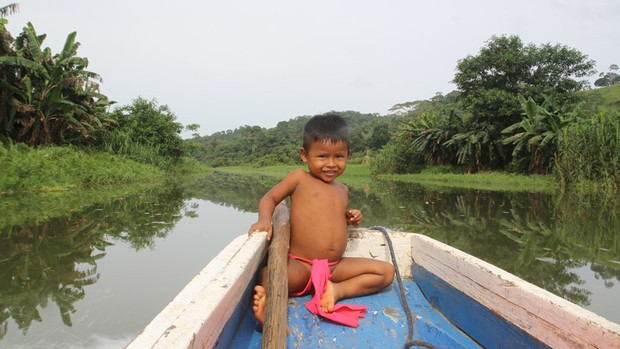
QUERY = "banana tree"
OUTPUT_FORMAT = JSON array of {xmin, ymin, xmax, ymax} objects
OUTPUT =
[
  {"xmin": 0, "ymin": 3, "xmax": 18, "ymax": 18},
  {"xmin": 0, "ymin": 22, "xmax": 112, "ymax": 146},
  {"xmin": 501, "ymin": 95, "xmax": 583, "ymax": 174},
  {"xmin": 400, "ymin": 110, "xmax": 466, "ymax": 166}
]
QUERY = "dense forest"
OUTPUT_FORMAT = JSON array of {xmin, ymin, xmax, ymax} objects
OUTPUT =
[
  {"xmin": 186, "ymin": 110, "xmax": 397, "ymax": 166},
  {"xmin": 1, "ymin": 8, "xmax": 619, "ymax": 191}
]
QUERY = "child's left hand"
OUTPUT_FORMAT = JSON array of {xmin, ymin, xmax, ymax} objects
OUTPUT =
[{"xmin": 346, "ymin": 209, "xmax": 362, "ymax": 226}]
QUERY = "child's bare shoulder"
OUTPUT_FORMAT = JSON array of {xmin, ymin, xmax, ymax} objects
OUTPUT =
[
  {"xmin": 277, "ymin": 168, "xmax": 309, "ymax": 187},
  {"xmin": 288, "ymin": 168, "xmax": 308, "ymax": 176},
  {"xmin": 283, "ymin": 168, "xmax": 309, "ymax": 181}
]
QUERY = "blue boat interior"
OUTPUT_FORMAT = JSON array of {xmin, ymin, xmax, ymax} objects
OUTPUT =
[{"xmin": 215, "ymin": 262, "xmax": 550, "ymax": 349}]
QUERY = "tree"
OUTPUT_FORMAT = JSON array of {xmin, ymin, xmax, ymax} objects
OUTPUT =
[
  {"xmin": 501, "ymin": 95, "xmax": 583, "ymax": 174},
  {"xmin": 106, "ymin": 97, "xmax": 186, "ymax": 160},
  {"xmin": 401, "ymin": 110, "xmax": 461, "ymax": 166},
  {"xmin": 0, "ymin": 17, "xmax": 16, "ymax": 139},
  {"xmin": 389, "ymin": 91, "xmax": 461, "ymax": 119},
  {"xmin": 0, "ymin": 22, "xmax": 112, "ymax": 146},
  {"xmin": 0, "ymin": 3, "xmax": 18, "ymax": 18},
  {"xmin": 451, "ymin": 35, "xmax": 596, "ymax": 169},
  {"xmin": 594, "ymin": 64, "xmax": 620, "ymax": 87},
  {"xmin": 185, "ymin": 123, "xmax": 200, "ymax": 138}
]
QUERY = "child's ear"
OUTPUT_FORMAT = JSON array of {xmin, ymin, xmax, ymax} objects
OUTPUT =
[{"xmin": 299, "ymin": 148, "xmax": 308, "ymax": 163}]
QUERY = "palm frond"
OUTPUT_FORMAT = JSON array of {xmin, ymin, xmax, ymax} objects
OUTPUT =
[{"xmin": 0, "ymin": 3, "xmax": 19, "ymax": 18}]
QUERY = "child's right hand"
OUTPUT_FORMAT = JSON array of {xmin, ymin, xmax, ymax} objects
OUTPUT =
[{"xmin": 248, "ymin": 220, "xmax": 273, "ymax": 240}]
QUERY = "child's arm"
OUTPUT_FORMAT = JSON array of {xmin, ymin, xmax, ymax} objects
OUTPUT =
[
  {"xmin": 248, "ymin": 170, "xmax": 302, "ymax": 240},
  {"xmin": 248, "ymin": 195, "xmax": 279, "ymax": 239},
  {"xmin": 346, "ymin": 209, "xmax": 362, "ymax": 226}
]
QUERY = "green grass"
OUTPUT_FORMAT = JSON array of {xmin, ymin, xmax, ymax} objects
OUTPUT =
[
  {"xmin": 382, "ymin": 172, "xmax": 553, "ymax": 192},
  {"xmin": 216, "ymin": 164, "xmax": 373, "ymax": 187},
  {"xmin": 555, "ymin": 110, "xmax": 620, "ymax": 192},
  {"xmin": 581, "ymin": 84, "xmax": 620, "ymax": 115},
  {"xmin": 217, "ymin": 164, "xmax": 370, "ymax": 175},
  {"xmin": 217, "ymin": 164, "xmax": 553, "ymax": 192},
  {"xmin": 216, "ymin": 164, "xmax": 301, "ymax": 176},
  {"xmin": 0, "ymin": 143, "xmax": 166, "ymax": 194}
]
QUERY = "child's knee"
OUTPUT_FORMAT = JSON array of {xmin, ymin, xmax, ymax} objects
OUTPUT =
[
  {"xmin": 380, "ymin": 262, "xmax": 395, "ymax": 286},
  {"xmin": 386, "ymin": 263, "xmax": 395, "ymax": 284}
]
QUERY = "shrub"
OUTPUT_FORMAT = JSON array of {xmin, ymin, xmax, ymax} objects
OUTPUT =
[{"xmin": 555, "ymin": 111, "xmax": 620, "ymax": 191}]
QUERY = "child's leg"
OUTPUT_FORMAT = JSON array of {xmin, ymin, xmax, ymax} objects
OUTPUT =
[
  {"xmin": 323, "ymin": 258, "xmax": 395, "ymax": 312},
  {"xmin": 252, "ymin": 267, "xmax": 268, "ymax": 325},
  {"xmin": 253, "ymin": 259, "xmax": 312, "ymax": 325}
]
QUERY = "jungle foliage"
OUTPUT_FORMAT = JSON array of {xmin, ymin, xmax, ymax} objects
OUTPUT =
[
  {"xmin": 0, "ymin": 21, "xmax": 191, "ymax": 176},
  {"xmin": 0, "ymin": 142, "xmax": 165, "ymax": 194},
  {"xmin": 372, "ymin": 35, "xmax": 619, "ymax": 190},
  {"xmin": 450, "ymin": 35, "xmax": 595, "ymax": 171},
  {"xmin": 2, "ymin": 19, "xmax": 618, "ymax": 191},
  {"xmin": 594, "ymin": 64, "xmax": 620, "ymax": 87},
  {"xmin": 0, "ymin": 21, "xmax": 114, "ymax": 147},
  {"xmin": 187, "ymin": 110, "xmax": 400, "ymax": 167},
  {"xmin": 555, "ymin": 110, "xmax": 620, "ymax": 191},
  {"xmin": 93, "ymin": 97, "xmax": 187, "ymax": 169}
]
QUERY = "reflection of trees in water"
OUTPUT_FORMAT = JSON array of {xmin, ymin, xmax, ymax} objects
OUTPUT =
[
  {"xmin": 190, "ymin": 171, "xmax": 279, "ymax": 212},
  {"xmin": 348, "ymin": 180, "xmax": 620, "ymax": 307},
  {"xmin": 0, "ymin": 217, "xmax": 103, "ymax": 338},
  {"xmin": 0, "ymin": 181, "xmax": 194, "ymax": 338}
]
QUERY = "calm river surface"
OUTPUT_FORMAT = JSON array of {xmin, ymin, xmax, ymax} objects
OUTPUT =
[{"xmin": 1, "ymin": 171, "xmax": 619, "ymax": 348}]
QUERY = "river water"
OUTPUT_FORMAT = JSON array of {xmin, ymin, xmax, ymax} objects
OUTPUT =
[{"xmin": 1, "ymin": 171, "xmax": 618, "ymax": 348}]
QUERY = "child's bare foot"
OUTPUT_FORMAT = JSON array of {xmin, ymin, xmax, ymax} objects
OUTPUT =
[
  {"xmin": 253, "ymin": 285, "xmax": 266, "ymax": 325},
  {"xmin": 320, "ymin": 280, "xmax": 338, "ymax": 312},
  {"xmin": 253, "ymin": 285, "xmax": 290, "ymax": 335}
]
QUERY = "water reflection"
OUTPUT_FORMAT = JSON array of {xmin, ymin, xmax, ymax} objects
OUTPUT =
[
  {"xmin": 1, "ymin": 171, "xmax": 619, "ymax": 345},
  {"xmin": 348, "ymin": 180, "xmax": 620, "ymax": 310},
  {"xmin": 0, "ymin": 182, "xmax": 197, "ymax": 339},
  {"xmin": 0, "ymin": 217, "xmax": 101, "ymax": 336}
]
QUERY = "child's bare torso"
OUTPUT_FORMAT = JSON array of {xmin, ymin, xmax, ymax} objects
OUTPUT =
[{"xmin": 288, "ymin": 171, "xmax": 349, "ymax": 263}]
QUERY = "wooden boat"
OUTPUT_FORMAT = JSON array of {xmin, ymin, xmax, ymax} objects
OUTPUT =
[{"xmin": 126, "ymin": 205, "xmax": 620, "ymax": 349}]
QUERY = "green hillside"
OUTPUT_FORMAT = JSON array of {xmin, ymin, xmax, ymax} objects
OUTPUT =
[
  {"xmin": 187, "ymin": 111, "xmax": 401, "ymax": 167},
  {"xmin": 581, "ymin": 84, "xmax": 620, "ymax": 115}
]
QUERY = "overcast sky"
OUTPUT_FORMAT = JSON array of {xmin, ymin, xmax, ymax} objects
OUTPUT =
[{"xmin": 5, "ymin": 1, "xmax": 620, "ymax": 136}]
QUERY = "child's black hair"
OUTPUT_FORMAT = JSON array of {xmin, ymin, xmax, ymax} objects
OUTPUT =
[{"xmin": 302, "ymin": 112, "xmax": 350, "ymax": 151}]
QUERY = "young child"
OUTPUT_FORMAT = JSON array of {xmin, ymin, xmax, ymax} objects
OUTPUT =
[{"xmin": 248, "ymin": 112, "xmax": 395, "ymax": 328}]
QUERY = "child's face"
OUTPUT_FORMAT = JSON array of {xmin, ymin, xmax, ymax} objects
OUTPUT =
[{"xmin": 300, "ymin": 140, "xmax": 349, "ymax": 183}]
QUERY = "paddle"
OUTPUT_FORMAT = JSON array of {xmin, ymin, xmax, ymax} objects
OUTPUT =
[{"xmin": 262, "ymin": 201, "xmax": 290, "ymax": 348}]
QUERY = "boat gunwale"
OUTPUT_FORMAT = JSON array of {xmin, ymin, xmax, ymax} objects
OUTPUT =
[
  {"xmin": 410, "ymin": 233, "xmax": 620, "ymax": 349},
  {"xmin": 125, "ymin": 232, "xmax": 268, "ymax": 349}
]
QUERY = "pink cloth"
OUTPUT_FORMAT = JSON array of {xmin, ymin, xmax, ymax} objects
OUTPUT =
[
  {"xmin": 288, "ymin": 254, "xmax": 368, "ymax": 327},
  {"xmin": 288, "ymin": 254, "xmax": 338, "ymax": 297}
]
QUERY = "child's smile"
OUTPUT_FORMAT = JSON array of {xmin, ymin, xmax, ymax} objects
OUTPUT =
[{"xmin": 300, "ymin": 140, "xmax": 349, "ymax": 183}]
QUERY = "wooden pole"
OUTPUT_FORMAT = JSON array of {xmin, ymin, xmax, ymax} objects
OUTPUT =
[{"xmin": 262, "ymin": 201, "xmax": 290, "ymax": 349}]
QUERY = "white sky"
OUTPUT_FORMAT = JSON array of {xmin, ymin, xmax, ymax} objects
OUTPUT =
[{"xmin": 5, "ymin": 1, "xmax": 620, "ymax": 136}]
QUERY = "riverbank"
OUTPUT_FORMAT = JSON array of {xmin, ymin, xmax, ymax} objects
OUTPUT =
[
  {"xmin": 216, "ymin": 164, "xmax": 555, "ymax": 193},
  {"xmin": 0, "ymin": 143, "xmax": 555, "ymax": 195},
  {"xmin": 0, "ymin": 143, "xmax": 209, "ymax": 194}
]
